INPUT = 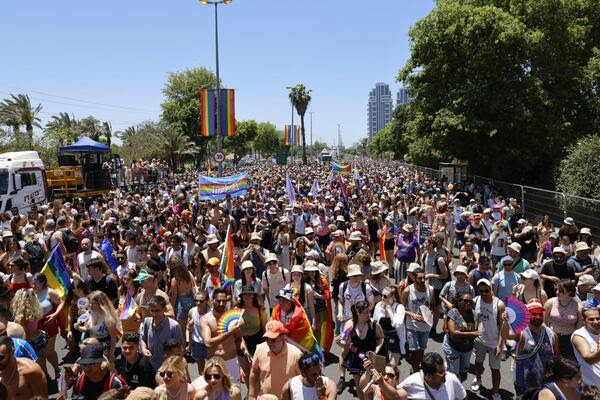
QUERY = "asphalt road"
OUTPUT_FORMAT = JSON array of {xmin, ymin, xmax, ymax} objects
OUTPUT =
[{"xmin": 53, "ymin": 319, "xmax": 517, "ymax": 399}]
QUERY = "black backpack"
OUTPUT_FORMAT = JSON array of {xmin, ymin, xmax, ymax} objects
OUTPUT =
[
  {"xmin": 25, "ymin": 241, "xmax": 44, "ymax": 273},
  {"xmin": 61, "ymin": 228, "xmax": 79, "ymax": 254}
]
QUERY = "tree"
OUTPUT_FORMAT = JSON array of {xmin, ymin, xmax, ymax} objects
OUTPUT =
[
  {"xmin": 161, "ymin": 67, "xmax": 218, "ymax": 164},
  {"xmin": 253, "ymin": 122, "xmax": 282, "ymax": 157},
  {"xmin": 397, "ymin": 0, "xmax": 600, "ymax": 186},
  {"xmin": 79, "ymin": 116, "xmax": 102, "ymax": 141},
  {"xmin": 45, "ymin": 112, "xmax": 80, "ymax": 146},
  {"xmin": 101, "ymin": 121, "xmax": 113, "ymax": 146},
  {"xmin": 161, "ymin": 126, "xmax": 199, "ymax": 169},
  {"xmin": 224, "ymin": 120, "xmax": 257, "ymax": 165},
  {"xmin": 1, "ymin": 94, "xmax": 42, "ymax": 147},
  {"xmin": 556, "ymin": 135, "xmax": 600, "ymax": 200},
  {"xmin": 288, "ymin": 84, "xmax": 312, "ymax": 164},
  {"xmin": 116, "ymin": 122, "xmax": 165, "ymax": 163}
]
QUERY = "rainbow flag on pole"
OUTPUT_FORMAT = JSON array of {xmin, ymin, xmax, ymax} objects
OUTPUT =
[
  {"xmin": 119, "ymin": 292, "xmax": 137, "ymax": 320},
  {"xmin": 332, "ymin": 162, "xmax": 352, "ymax": 175},
  {"xmin": 284, "ymin": 125, "xmax": 301, "ymax": 146},
  {"xmin": 220, "ymin": 224, "xmax": 235, "ymax": 279},
  {"xmin": 41, "ymin": 245, "xmax": 71, "ymax": 299},
  {"xmin": 200, "ymin": 88, "xmax": 236, "ymax": 137}
]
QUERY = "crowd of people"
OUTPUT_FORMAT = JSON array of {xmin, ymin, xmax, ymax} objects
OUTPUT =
[{"xmin": 0, "ymin": 158, "xmax": 598, "ymax": 399}]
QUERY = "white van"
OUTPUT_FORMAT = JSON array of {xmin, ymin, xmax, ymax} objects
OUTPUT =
[{"xmin": 0, "ymin": 151, "xmax": 47, "ymax": 213}]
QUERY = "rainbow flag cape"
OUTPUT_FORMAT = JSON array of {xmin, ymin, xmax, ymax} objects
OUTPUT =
[
  {"xmin": 219, "ymin": 225, "xmax": 235, "ymax": 279},
  {"xmin": 100, "ymin": 238, "xmax": 119, "ymax": 273},
  {"xmin": 332, "ymin": 163, "xmax": 352, "ymax": 175},
  {"xmin": 319, "ymin": 276, "xmax": 334, "ymax": 355},
  {"xmin": 200, "ymin": 88, "xmax": 236, "ymax": 137},
  {"xmin": 41, "ymin": 246, "xmax": 71, "ymax": 333},
  {"xmin": 198, "ymin": 172, "xmax": 248, "ymax": 200},
  {"xmin": 284, "ymin": 125, "xmax": 301, "ymax": 146},
  {"xmin": 338, "ymin": 175, "xmax": 348, "ymax": 201},
  {"xmin": 379, "ymin": 226, "xmax": 388, "ymax": 260},
  {"xmin": 119, "ymin": 292, "xmax": 137, "ymax": 320},
  {"xmin": 272, "ymin": 298, "xmax": 323, "ymax": 360}
]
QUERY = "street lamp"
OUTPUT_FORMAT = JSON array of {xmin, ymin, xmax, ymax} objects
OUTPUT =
[
  {"xmin": 286, "ymin": 86, "xmax": 295, "ymax": 148},
  {"xmin": 200, "ymin": 0, "xmax": 232, "ymax": 177}
]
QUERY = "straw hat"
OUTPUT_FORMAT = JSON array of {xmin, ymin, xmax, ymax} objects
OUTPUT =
[{"xmin": 347, "ymin": 264, "xmax": 362, "ymax": 277}]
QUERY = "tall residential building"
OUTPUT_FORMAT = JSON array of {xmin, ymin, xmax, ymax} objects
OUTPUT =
[
  {"xmin": 397, "ymin": 87, "xmax": 411, "ymax": 107},
  {"xmin": 367, "ymin": 83, "xmax": 393, "ymax": 139}
]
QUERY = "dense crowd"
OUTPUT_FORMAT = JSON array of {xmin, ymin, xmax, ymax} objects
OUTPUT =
[{"xmin": 0, "ymin": 158, "xmax": 598, "ymax": 400}]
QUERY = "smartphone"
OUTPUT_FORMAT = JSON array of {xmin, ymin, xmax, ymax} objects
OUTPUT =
[{"xmin": 368, "ymin": 351, "xmax": 386, "ymax": 373}]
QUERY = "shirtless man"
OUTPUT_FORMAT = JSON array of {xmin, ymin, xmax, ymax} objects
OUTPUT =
[
  {"xmin": 134, "ymin": 269, "xmax": 175, "ymax": 319},
  {"xmin": 200, "ymin": 288, "xmax": 249, "ymax": 385},
  {"xmin": 201, "ymin": 235, "xmax": 222, "ymax": 265},
  {"xmin": 0, "ymin": 335, "xmax": 47, "ymax": 399}
]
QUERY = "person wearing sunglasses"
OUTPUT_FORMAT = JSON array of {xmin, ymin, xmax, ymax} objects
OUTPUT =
[
  {"xmin": 540, "ymin": 247, "xmax": 576, "ymax": 299},
  {"xmin": 398, "ymin": 352, "xmax": 466, "ymax": 400},
  {"xmin": 187, "ymin": 293, "xmax": 209, "ymax": 375},
  {"xmin": 571, "ymin": 302, "xmax": 600, "ymax": 388},
  {"xmin": 358, "ymin": 358, "xmax": 406, "ymax": 400},
  {"xmin": 281, "ymin": 352, "xmax": 336, "ymax": 400},
  {"xmin": 195, "ymin": 356, "xmax": 241, "ymax": 400},
  {"xmin": 154, "ymin": 355, "xmax": 196, "ymax": 400}
]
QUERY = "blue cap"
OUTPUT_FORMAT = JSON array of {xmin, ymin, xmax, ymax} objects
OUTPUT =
[{"xmin": 501, "ymin": 255, "xmax": 514, "ymax": 265}]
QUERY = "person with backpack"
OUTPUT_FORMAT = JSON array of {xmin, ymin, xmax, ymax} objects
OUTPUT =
[
  {"xmin": 261, "ymin": 253, "xmax": 290, "ymax": 313},
  {"xmin": 421, "ymin": 236, "xmax": 449, "ymax": 335},
  {"xmin": 55, "ymin": 215, "xmax": 79, "ymax": 256},
  {"xmin": 22, "ymin": 224, "xmax": 46, "ymax": 274},
  {"xmin": 69, "ymin": 343, "xmax": 127, "ymax": 400}
]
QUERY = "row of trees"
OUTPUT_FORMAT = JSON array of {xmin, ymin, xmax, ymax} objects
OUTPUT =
[{"xmin": 369, "ymin": 0, "xmax": 600, "ymax": 190}]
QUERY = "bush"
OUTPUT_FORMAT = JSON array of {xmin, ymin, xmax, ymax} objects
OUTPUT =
[{"xmin": 556, "ymin": 135, "xmax": 600, "ymax": 200}]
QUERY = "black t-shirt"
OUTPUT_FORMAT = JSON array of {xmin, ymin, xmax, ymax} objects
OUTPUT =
[
  {"xmin": 115, "ymin": 354, "xmax": 156, "ymax": 389},
  {"xmin": 72, "ymin": 372, "xmax": 125, "ymax": 400},
  {"xmin": 85, "ymin": 274, "xmax": 118, "ymax": 302},
  {"xmin": 540, "ymin": 261, "xmax": 576, "ymax": 298}
]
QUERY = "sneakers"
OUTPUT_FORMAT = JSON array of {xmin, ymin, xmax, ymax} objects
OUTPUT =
[
  {"xmin": 470, "ymin": 378, "xmax": 481, "ymax": 391},
  {"xmin": 492, "ymin": 393, "xmax": 502, "ymax": 400},
  {"xmin": 336, "ymin": 377, "xmax": 345, "ymax": 395}
]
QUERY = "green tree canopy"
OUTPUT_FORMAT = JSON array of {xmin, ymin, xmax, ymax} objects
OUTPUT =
[
  {"xmin": 397, "ymin": 0, "xmax": 600, "ymax": 186},
  {"xmin": 288, "ymin": 84, "xmax": 312, "ymax": 164},
  {"xmin": 556, "ymin": 135, "xmax": 600, "ymax": 200},
  {"xmin": 253, "ymin": 122, "xmax": 281, "ymax": 156},
  {"xmin": 224, "ymin": 120, "xmax": 258, "ymax": 165}
]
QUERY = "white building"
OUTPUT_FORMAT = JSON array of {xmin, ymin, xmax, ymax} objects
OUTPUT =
[{"xmin": 367, "ymin": 83, "xmax": 393, "ymax": 139}]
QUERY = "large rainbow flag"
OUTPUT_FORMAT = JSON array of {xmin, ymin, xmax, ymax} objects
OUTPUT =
[
  {"xmin": 332, "ymin": 162, "xmax": 352, "ymax": 175},
  {"xmin": 379, "ymin": 225, "xmax": 388, "ymax": 260},
  {"xmin": 41, "ymin": 245, "xmax": 71, "ymax": 333},
  {"xmin": 200, "ymin": 88, "xmax": 236, "ymax": 137},
  {"xmin": 319, "ymin": 276, "xmax": 334, "ymax": 355},
  {"xmin": 284, "ymin": 125, "xmax": 302, "ymax": 146},
  {"xmin": 198, "ymin": 172, "xmax": 248, "ymax": 200},
  {"xmin": 272, "ymin": 297, "xmax": 323, "ymax": 360},
  {"xmin": 220, "ymin": 224, "xmax": 235, "ymax": 279}
]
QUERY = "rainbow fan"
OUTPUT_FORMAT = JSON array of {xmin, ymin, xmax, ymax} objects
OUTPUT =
[
  {"xmin": 222, "ymin": 278, "xmax": 235, "ymax": 290},
  {"xmin": 505, "ymin": 296, "xmax": 530, "ymax": 334},
  {"xmin": 217, "ymin": 308, "xmax": 243, "ymax": 334}
]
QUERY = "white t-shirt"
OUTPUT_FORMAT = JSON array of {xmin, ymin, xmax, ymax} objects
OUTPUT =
[
  {"xmin": 399, "ymin": 371, "xmax": 466, "ymax": 400},
  {"xmin": 262, "ymin": 268, "xmax": 290, "ymax": 307},
  {"xmin": 77, "ymin": 250, "xmax": 100, "ymax": 281},
  {"xmin": 490, "ymin": 231, "xmax": 507, "ymax": 257},
  {"xmin": 572, "ymin": 326, "xmax": 600, "ymax": 387},
  {"xmin": 340, "ymin": 281, "xmax": 374, "ymax": 321}
]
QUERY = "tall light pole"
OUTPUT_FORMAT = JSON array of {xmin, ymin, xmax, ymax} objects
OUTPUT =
[
  {"xmin": 286, "ymin": 86, "xmax": 294, "ymax": 154},
  {"xmin": 308, "ymin": 111, "xmax": 314, "ymax": 146},
  {"xmin": 201, "ymin": 0, "xmax": 232, "ymax": 176}
]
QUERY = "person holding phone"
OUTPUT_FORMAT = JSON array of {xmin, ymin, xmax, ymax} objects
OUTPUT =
[
  {"xmin": 358, "ymin": 358, "xmax": 407, "ymax": 400},
  {"xmin": 281, "ymin": 352, "xmax": 337, "ymax": 400}
]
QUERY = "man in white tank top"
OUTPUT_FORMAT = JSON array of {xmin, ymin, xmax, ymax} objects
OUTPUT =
[
  {"xmin": 281, "ymin": 352, "xmax": 337, "ymax": 400},
  {"xmin": 571, "ymin": 304, "xmax": 600, "ymax": 387},
  {"xmin": 471, "ymin": 278, "xmax": 505, "ymax": 400}
]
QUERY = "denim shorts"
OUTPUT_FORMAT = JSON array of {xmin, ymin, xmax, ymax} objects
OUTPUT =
[
  {"xmin": 442, "ymin": 336, "xmax": 472, "ymax": 376},
  {"xmin": 406, "ymin": 329, "xmax": 429, "ymax": 351},
  {"xmin": 176, "ymin": 295, "xmax": 195, "ymax": 320},
  {"xmin": 191, "ymin": 341, "xmax": 207, "ymax": 361}
]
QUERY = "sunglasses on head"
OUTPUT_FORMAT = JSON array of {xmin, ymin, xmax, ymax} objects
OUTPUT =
[{"xmin": 301, "ymin": 353, "xmax": 321, "ymax": 367}]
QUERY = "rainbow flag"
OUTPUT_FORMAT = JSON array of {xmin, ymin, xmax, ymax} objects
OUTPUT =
[
  {"xmin": 119, "ymin": 292, "xmax": 137, "ymax": 320},
  {"xmin": 220, "ymin": 225, "xmax": 235, "ymax": 279},
  {"xmin": 200, "ymin": 88, "xmax": 236, "ymax": 137},
  {"xmin": 41, "ymin": 245, "xmax": 71, "ymax": 299},
  {"xmin": 379, "ymin": 226, "xmax": 388, "ymax": 260},
  {"xmin": 319, "ymin": 276, "xmax": 334, "ymax": 355},
  {"xmin": 338, "ymin": 175, "xmax": 348, "ymax": 201},
  {"xmin": 198, "ymin": 172, "xmax": 248, "ymax": 200},
  {"xmin": 284, "ymin": 125, "xmax": 301, "ymax": 146},
  {"xmin": 207, "ymin": 159, "xmax": 211, "ymax": 175},
  {"xmin": 332, "ymin": 162, "xmax": 352, "ymax": 175},
  {"xmin": 272, "ymin": 297, "xmax": 323, "ymax": 360}
]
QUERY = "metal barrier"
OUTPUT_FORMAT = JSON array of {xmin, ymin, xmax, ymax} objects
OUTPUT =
[{"xmin": 401, "ymin": 164, "xmax": 600, "ymax": 235}]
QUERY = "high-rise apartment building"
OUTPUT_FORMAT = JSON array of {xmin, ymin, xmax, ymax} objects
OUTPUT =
[
  {"xmin": 367, "ymin": 83, "xmax": 393, "ymax": 139},
  {"xmin": 397, "ymin": 87, "xmax": 411, "ymax": 107}
]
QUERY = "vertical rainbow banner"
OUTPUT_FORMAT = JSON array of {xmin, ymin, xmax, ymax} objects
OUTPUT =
[
  {"xmin": 284, "ymin": 125, "xmax": 301, "ymax": 146},
  {"xmin": 219, "ymin": 224, "xmax": 235, "ymax": 279},
  {"xmin": 200, "ymin": 88, "xmax": 236, "ymax": 137}
]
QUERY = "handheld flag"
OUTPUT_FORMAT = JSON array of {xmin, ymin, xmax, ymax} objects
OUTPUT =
[
  {"xmin": 198, "ymin": 172, "xmax": 249, "ymax": 200},
  {"xmin": 119, "ymin": 292, "xmax": 137, "ymax": 320},
  {"xmin": 41, "ymin": 245, "xmax": 72, "ymax": 299},
  {"xmin": 379, "ymin": 226, "xmax": 388, "ymax": 260},
  {"xmin": 338, "ymin": 175, "xmax": 348, "ymax": 201},
  {"xmin": 332, "ymin": 162, "xmax": 352, "ymax": 175},
  {"xmin": 310, "ymin": 179, "xmax": 319, "ymax": 199},
  {"xmin": 100, "ymin": 238, "xmax": 120, "ymax": 273},
  {"xmin": 220, "ymin": 225, "xmax": 235, "ymax": 279},
  {"xmin": 286, "ymin": 172, "xmax": 296, "ymax": 204}
]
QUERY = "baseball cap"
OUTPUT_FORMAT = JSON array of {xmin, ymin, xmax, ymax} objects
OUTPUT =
[{"xmin": 262, "ymin": 320, "xmax": 289, "ymax": 339}]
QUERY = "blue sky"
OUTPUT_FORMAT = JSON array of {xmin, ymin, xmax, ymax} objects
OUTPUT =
[{"xmin": 1, "ymin": 0, "xmax": 434, "ymax": 147}]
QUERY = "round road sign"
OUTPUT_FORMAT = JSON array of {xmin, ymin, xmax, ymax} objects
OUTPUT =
[{"xmin": 214, "ymin": 152, "xmax": 225, "ymax": 163}]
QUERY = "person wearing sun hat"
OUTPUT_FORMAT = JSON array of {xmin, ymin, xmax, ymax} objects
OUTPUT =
[
  {"xmin": 567, "ymin": 241, "xmax": 598, "ymax": 276},
  {"xmin": 503, "ymin": 298, "xmax": 559, "ymax": 396},
  {"xmin": 439, "ymin": 265, "xmax": 475, "ymax": 316},
  {"xmin": 540, "ymin": 247, "xmax": 576, "ymax": 298},
  {"xmin": 241, "ymin": 231, "xmax": 268, "ymax": 279}
]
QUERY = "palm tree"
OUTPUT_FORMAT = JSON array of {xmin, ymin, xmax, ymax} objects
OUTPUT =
[
  {"xmin": 161, "ymin": 127, "xmax": 199, "ymax": 169},
  {"xmin": 0, "ymin": 100, "xmax": 21, "ymax": 140},
  {"xmin": 288, "ymin": 84, "xmax": 312, "ymax": 164},
  {"xmin": 45, "ymin": 112, "xmax": 80, "ymax": 146},
  {"xmin": 101, "ymin": 121, "xmax": 113, "ymax": 146},
  {"xmin": 79, "ymin": 116, "xmax": 101, "ymax": 141},
  {"xmin": 1, "ymin": 94, "xmax": 42, "ymax": 147}
]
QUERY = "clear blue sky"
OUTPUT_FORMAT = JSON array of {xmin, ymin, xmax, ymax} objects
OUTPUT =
[{"xmin": 1, "ymin": 0, "xmax": 435, "ymax": 147}]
